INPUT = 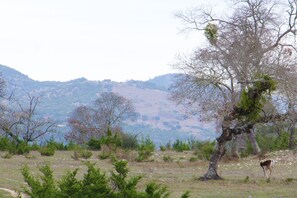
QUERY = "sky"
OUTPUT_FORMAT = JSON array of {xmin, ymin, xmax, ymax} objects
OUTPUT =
[{"xmin": 0, "ymin": 0, "xmax": 227, "ymax": 82}]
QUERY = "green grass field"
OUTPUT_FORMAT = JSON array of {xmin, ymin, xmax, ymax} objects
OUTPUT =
[{"xmin": 0, "ymin": 150, "xmax": 296, "ymax": 198}]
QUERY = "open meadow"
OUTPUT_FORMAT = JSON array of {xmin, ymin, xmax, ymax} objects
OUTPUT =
[{"xmin": 0, "ymin": 150, "xmax": 297, "ymax": 198}]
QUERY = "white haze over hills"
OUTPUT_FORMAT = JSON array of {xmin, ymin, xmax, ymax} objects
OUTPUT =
[{"xmin": 0, "ymin": 65, "xmax": 216, "ymax": 145}]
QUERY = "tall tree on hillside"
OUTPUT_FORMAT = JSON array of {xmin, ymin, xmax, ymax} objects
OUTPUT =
[
  {"xmin": 67, "ymin": 92, "xmax": 136, "ymax": 144},
  {"xmin": 171, "ymin": 0, "xmax": 297, "ymax": 180}
]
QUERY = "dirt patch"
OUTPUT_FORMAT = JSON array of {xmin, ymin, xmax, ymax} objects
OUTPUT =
[{"xmin": 0, "ymin": 188, "xmax": 28, "ymax": 198}]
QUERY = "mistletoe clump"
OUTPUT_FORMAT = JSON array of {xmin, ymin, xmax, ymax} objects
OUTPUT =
[
  {"xmin": 204, "ymin": 23, "xmax": 218, "ymax": 45},
  {"xmin": 236, "ymin": 75, "xmax": 276, "ymax": 120}
]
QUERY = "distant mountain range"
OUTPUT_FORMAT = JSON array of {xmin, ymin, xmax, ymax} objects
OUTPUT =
[{"xmin": 0, "ymin": 65, "xmax": 216, "ymax": 145}]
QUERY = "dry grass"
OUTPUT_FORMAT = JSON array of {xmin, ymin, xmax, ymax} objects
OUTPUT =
[
  {"xmin": 0, "ymin": 190, "xmax": 14, "ymax": 198},
  {"xmin": 0, "ymin": 150, "xmax": 297, "ymax": 197}
]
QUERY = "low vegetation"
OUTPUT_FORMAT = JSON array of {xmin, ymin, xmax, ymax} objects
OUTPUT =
[
  {"xmin": 0, "ymin": 149, "xmax": 296, "ymax": 197},
  {"xmin": 38, "ymin": 146, "xmax": 56, "ymax": 156},
  {"xmin": 0, "ymin": 127, "xmax": 294, "ymax": 162},
  {"xmin": 136, "ymin": 136, "xmax": 155, "ymax": 162},
  {"xmin": 0, "ymin": 128, "xmax": 296, "ymax": 197},
  {"xmin": 22, "ymin": 159, "xmax": 190, "ymax": 198}
]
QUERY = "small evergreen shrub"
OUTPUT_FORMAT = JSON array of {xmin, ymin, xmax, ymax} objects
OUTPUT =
[
  {"xmin": 120, "ymin": 133, "xmax": 139, "ymax": 150},
  {"xmin": 110, "ymin": 160, "xmax": 143, "ymax": 197},
  {"xmin": 256, "ymin": 131, "xmax": 290, "ymax": 152},
  {"xmin": 98, "ymin": 151, "xmax": 111, "ymax": 160},
  {"xmin": 273, "ymin": 132, "xmax": 290, "ymax": 150},
  {"xmin": 89, "ymin": 132, "xmax": 139, "ymax": 151},
  {"xmin": 172, "ymin": 139, "xmax": 190, "ymax": 152},
  {"xmin": 39, "ymin": 146, "xmax": 56, "ymax": 156},
  {"xmin": 22, "ymin": 160, "xmax": 174, "ymax": 198},
  {"xmin": 160, "ymin": 145, "xmax": 166, "ymax": 151},
  {"xmin": 98, "ymin": 144, "xmax": 113, "ymax": 160},
  {"xmin": 136, "ymin": 136, "xmax": 155, "ymax": 162},
  {"xmin": 72, "ymin": 149, "xmax": 92, "ymax": 160},
  {"xmin": 87, "ymin": 138, "xmax": 101, "ymax": 150},
  {"xmin": 73, "ymin": 148, "xmax": 93, "ymax": 159},
  {"xmin": 45, "ymin": 138, "xmax": 66, "ymax": 151},
  {"xmin": 65, "ymin": 141, "xmax": 78, "ymax": 151},
  {"xmin": 163, "ymin": 155, "xmax": 173, "ymax": 163},
  {"xmin": 1, "ymin": 152, "xmax": 13, "ymax": 159},
  {"xmin": 189, "ymin": 157, "xmax": 198, "ymax": 162},
  {"xmin": 9, "ymin": 141, "xmax": 30, "ymax": 155},
  {"xmin": 285, "ymin": 178, "xmax": 294, "ymax": 183},
  {"xmin": 181, "ymin": 191, "xmax": 190, "ymax": 198},
  {"xmin": 193, "ymin": 141, "xmax": 215, "ymax": 160},
  {"xmin": 145, "ymin": 182, "xmax": 170, "ymax": 198},
  {"xmin": 80, "ymin": 150, "xmax": 92, "ymax": 159},
  {"xmin": 136, "ymin": 150, "xmax": 153, "ymax": 162},
  {"xmin": 181, "ymin": 191, "xmax": 191, "ymax": 198},
  {"xmin": 22, "ymin": 163, "xmax": 59, "ymax": 198},
  {"xmin": 0, "ymin": 136, "xmax": 11, "ymax": 151},
  {"xmin": 24, "ymin": 153, "xmax": 36, "ymax": 159},
  {"xmin": 96, "ymin": 130, "xmax": 123, "ymax": 161},
  {"xmin": 60, "ymin": 162, "xmax": 111, "ymax": 198},
  {"xmin": 71, "ymin": 150, "xmax": 80, "ymax": 160},
  {"xmin": 100, "ymin": 129, "xmax": 122, "ymax": 150},
  {"xmin": 30, "ymin": 142, "xmax": 40, "ymax": 151}
]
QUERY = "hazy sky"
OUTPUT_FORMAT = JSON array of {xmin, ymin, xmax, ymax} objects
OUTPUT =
[{"xmin": 0, "ymin": 0, "xmax": 227, "ymax": 82}]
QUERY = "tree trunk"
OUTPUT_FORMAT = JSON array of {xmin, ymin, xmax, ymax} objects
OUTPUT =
[
  {"xmin": 288, "ymin": 102, "xmax": 296, "ymax": 149},
  {"xmin": 289, "ymin": 122, "xmax": 296, "ymax": 149},
  {"xmin": 200, "ymin": 126, "xmax": 232, "ymax": 180},
  {"xmin": 231, "ymin": 136, "xmax": 240, "ymax": 159},
  {"xmin": 248, "ymin": 129, "xmax": 261, "ymax": 155},
  {"xmin": 200, "ymin": 141, "xmax": 225, "ymax": 180}
]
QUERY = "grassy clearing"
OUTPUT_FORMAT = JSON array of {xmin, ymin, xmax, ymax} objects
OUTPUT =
[{"xmin": 0, "ymin": 150, "xmax": 297, "ymax": 197}]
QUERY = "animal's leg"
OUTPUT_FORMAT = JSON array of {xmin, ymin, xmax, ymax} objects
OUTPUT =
[
  {"xmin": 268, "ymin": 167, "xmax": 272, "ymax": 178},
  {"xmin": 262, "ymin": 167, "xmax": 266, "ymax": 178}
]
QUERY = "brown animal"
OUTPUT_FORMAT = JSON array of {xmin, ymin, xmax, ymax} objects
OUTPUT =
[{"xmin": 260, "ymin": 159, "xmax": 275, "ymax": 178}]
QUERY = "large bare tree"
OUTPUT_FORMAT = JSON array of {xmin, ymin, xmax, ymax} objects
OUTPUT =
[
  {"xmin": 0, "ymin": 94, "xmax": 57, "ymax": 144},
  {"xmin": 172, "ymin": 0, "xmax": 297, "ymax": 180},
  {"xmin": 67, "ymin": 92, "xmax": 136, "ymax": 144}
]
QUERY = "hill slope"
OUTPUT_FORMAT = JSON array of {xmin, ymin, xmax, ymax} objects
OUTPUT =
[{"xmin": 0, "ymin": 65, "xmax": 216, "ymax": 145}]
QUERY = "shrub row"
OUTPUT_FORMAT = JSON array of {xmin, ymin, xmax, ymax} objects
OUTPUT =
[
  {"xmin": 0, "ymin": 133, "xmax": 216, "ymax": 161},
  {"xmin": 87, "ymin": 130, "xmax": 139, "ymax": 151},
  {"xmin": 160, "ymin": 139, "xmax": 215, "ymax": 160},
  {"xmin": 22, "ymin": 160, "xmax": 190, "ymax": 198}
]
